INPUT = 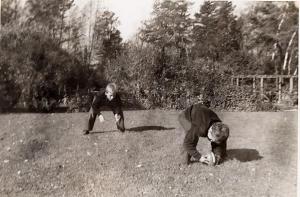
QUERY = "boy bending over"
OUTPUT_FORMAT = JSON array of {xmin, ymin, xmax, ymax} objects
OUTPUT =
[
  {"xmin": 83, "ymin": 83, "xmax": 125, "ymax": 134},
  {"xmin": 178, "ymin": 103, "xmax": 229, "ymax": 165}
]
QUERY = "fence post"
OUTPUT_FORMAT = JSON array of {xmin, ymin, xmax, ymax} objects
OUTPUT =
[
  {"xmin": 289, "ymin": 77, "xmax": 293, "ymax": 94},
  {"xmin": 252, "ymin": 77, "xmax": 256, "ymax": 94},
  {"xmin": 64, "ymin": 85, "xmax": 66, "ymax": 95},
  {"xmin": 236, "ymin": 78, "xmax": 239, "ymax": 86},
  {"xmin": 231, "ymin": 77, "xmax": 234, "ymax": 85},
  {"xmin": 260, "ymin": 77, "xmax": 264, "ymax": 99},
  {"xmin": 278, "ymin": 77, "xmax": 282, "ymax": 103}
]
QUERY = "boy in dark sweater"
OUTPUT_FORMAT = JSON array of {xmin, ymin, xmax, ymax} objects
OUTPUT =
[
  {"xmin": 83, "ymin": 83, "xmax": 125, "ymax": 134},
  {"xmin": 178, "ymin": 103, "xmax": 229, "ymax": 165}
]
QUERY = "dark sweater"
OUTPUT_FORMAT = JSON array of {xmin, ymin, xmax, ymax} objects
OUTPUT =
[
  {"xmin": 85, "ymin": 89, "xmax": 123, "ymax": 131},
  {"xmin": 91, "ymin": 89, "xmax": 122, "ymax": 115},
  {"xmin": 179, "ymin": 104, "xmax": 226, "ymax": 163}
]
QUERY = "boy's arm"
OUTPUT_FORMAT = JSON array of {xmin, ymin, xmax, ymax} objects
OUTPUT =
[
  {"xmin": 183, "ymin": 128, "xmax": 201, "ymax": 162},
  {"xmin": 111, "ymin": 93, "xmax": 123, "ymax": 115},
  {"xmin": 84, "ymin": 95, "xmax": 102, "ymax": 131},
  {"xmin": 91, "ymin": 90, "xmax": 107, "ymax": 113},
  {"xmin": 90, "ymin": 93, "xmax": 105, "ymax": 120},
  {"xmin": 90, "ymin": 94, "xmax": 102, "ymax": 112},
  {"xmin": 211, "ymin": 141, "xmax": 227, "ymax": 165}
]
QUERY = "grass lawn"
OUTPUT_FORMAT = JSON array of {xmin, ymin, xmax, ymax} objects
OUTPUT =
[{"xmin": 0, "ymin": 110, "xmax": 297, "ymax": 197}]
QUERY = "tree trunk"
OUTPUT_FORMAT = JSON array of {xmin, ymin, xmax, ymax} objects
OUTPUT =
[
  {"xmin": 59, "ymin": 2, "xmax": 66, "ymax": 45},
  {"xmin": 287, "ymin": 48, "xmax": 295, "ymax": 75},
  {"xmin": 293, "ymin": 68, "xmax": 297, "ymax": 76},
  {"xmin": 67, "ymin": 20, "xmax": 71, "ymax": 50},
  {"xmin": 87, "ymin": 0, "xmax": 94, "ymax": 64},
  {"xmin": 271, "ymin": 13, "xmax": 285, "ymax": 61},
  {"xmin": 282, "ymin": 31, "xmax": 296, "ymax": 71},
  {"xmin": 0, "ymin": 1, "xmax": 1, "ymax": 31}
]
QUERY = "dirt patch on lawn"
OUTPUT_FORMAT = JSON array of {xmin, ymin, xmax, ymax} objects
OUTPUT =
[{"xmin": 19, "ymin": 135, "xmax": 49, "ymax": 160}]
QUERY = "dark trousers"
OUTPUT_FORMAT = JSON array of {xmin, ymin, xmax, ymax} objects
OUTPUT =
[
  {"xmin": 178, "ymin": 111, "xmax": 201, "ymax": 164},
  {"xmin": 85, "ymin": 107, "xmax": 125, "ymax": 132},
  {"xmin": 178, "ymin": 110, "xmax": 226, "ymax": 165}
]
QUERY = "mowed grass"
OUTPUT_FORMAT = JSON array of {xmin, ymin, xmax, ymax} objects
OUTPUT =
[{"xmin": 0, "ymin": 110, "xmax": 297, "ymax": 197}]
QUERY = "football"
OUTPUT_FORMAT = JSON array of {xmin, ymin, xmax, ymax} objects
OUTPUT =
[{"xmin": 199, "ymin": 152, "xmax": 216, "ymax": 166}]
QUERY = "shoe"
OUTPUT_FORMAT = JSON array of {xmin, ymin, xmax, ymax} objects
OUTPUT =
[
  {"xmin": 83, "ymin": 130, "xmax": 90, "ymax": 135},
  {"xmin": 186, "ymin": 154, "xmax": 191, "ymax": 165},
  {"xmin": 117, "ymin": 126, "xmax": 125, "ymax": 132}
]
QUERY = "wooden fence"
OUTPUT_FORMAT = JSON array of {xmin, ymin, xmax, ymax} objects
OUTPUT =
[{"xmin": 231, "ymin": 75, "xmax": 298, "ymax": 103}]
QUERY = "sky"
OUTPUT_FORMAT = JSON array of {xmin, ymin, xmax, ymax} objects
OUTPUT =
[{"xmin": 73, "ymin": 0, "xmax": 254, "ymax": 40}]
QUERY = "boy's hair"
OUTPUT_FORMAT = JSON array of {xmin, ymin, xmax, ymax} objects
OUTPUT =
[
  {"xmin": 106, "ymin": 83, "xmax": 117, "ymax": 93},
  {"xmin": 210, "ymin": 122, "xmax": 229, "ymax": 143}
]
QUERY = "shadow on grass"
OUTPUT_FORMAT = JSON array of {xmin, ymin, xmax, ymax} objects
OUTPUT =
[
  {"xmin": 226, "ymin": 148, "xmax": 263, "ymax": 162},
  {"xmin": 88, "ymin": 130, "xmax": 119, "ymax": 134},
  {"xmin": 87, "ymin": 126, "xmax": 174, "ymax": 134},
  {"xmin": 127, "ymin": 126, "xmax": 175, "ymax": 132}
]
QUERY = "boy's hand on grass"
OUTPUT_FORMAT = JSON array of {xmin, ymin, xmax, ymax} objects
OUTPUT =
[
  {"xmin": 99, "ymin": 114, "xmax": 105, "ymax": 123},
  {"xmin": 115, "ymin": 114, "xmax": 121, "ymax": 122},
  {"xmin": 190, "ymin": 156, "xmax": 200, "ymax": 162}
]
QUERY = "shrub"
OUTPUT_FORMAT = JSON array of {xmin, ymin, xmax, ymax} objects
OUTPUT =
[
  {"xmin": 65, "ymin": 94, "xmax": 91, "ymax": 113},
  {"xmin": 0, "ymin": 57, "xmax": 21, "ymax": 112},
  {"xmin": 0, "ymin": 25, "xmax": 93, "ymax": 112}
]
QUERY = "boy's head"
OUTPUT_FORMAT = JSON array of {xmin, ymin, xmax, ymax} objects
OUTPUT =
[
  {"xmin": 105, "ymin": 83, "xmax": 117, "ymax": 101},
  {"xmin": 208, "ymin": 122, "xmax": 229, "ymax": 144}
]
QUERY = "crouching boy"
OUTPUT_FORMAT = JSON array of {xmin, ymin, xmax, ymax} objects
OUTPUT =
[
  {"xmin": 178, "ymin": 103, "xmax": 229, "ymax": 165},
  {"xmin": 83, "ymin": 83, "xmax": 125, "ymax": 134}
]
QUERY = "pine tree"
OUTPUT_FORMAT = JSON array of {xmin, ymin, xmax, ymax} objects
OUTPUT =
[
  {"xmin": 139, "ymin": 0, "xmax": 192, "ymax": 58},
  {"xmin": 192, "ymin": 1, "xmax": 218, "ymax": 60},
  {"xmin": 92, "ymin": 10, "xmax": 122, "ymax": 65},
  {"xmin": 192, "ymin": 1, "xmax": 242, "ymax": 61},
  {"xmin": 26, "ymin": 0, "xmax": 74, "ymax": 41}
]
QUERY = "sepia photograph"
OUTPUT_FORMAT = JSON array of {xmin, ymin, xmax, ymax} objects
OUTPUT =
[{"xmin": 0, "ymin": 0, "xmax": 298, "ymax": 196}]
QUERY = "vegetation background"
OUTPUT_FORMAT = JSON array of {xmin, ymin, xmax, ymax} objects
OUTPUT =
[
  {"xmin": 0, "ymin": 0, "xmax": 298, "ymax": 112},
  {"xmin": 0, "ymin": 2, "xmax": 298, "ymax": 196}
]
